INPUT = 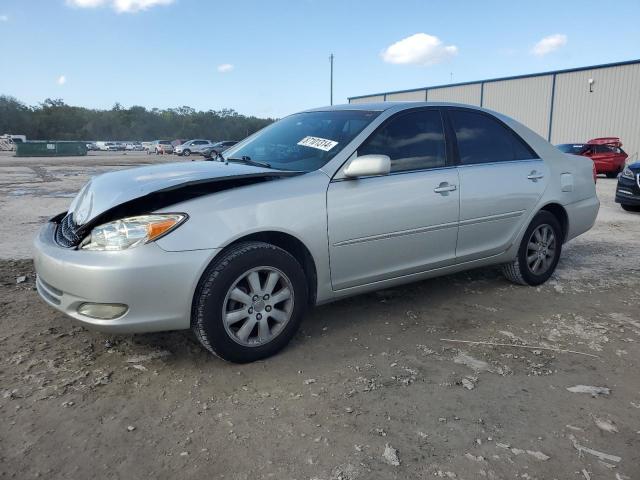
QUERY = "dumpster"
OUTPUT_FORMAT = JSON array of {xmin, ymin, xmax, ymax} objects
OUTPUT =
[{"xmin": 15, "ymin": 141, "xmax": 87, "ymax": 157}]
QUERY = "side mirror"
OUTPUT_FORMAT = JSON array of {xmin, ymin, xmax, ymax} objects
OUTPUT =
[{"xmin": 343, "ymin": 154, "xmax": 391, "ymax": 178}]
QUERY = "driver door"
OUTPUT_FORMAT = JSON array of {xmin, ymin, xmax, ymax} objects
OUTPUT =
[{"xmin": 326, "ymin": 108, "xmax": 460, "ymax": 290}]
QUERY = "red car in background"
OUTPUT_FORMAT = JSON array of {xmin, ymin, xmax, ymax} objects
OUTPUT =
[{"xmin": 557, "ymin": 137, "xmax": 628, "ymax": 178}]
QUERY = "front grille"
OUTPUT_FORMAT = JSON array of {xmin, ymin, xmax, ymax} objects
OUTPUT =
[{"xmin": 54, "ymin": 213, "xmax": 82, "ymax": 248}]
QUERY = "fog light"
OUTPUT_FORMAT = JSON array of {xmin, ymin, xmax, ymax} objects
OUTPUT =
[{"xmin": 78, "ymin": 303, "xmax": 128, "ymax": 319}]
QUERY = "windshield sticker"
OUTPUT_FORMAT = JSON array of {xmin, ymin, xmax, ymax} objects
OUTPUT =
[{"xmin": 297, "ymin": 136, "xmax": 338, "ymax": 152}]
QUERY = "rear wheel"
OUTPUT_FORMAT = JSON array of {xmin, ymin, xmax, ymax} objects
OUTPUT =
[
  {"xmin": 605, "ymin": 170, "xmax": 619, "ymax": 178},
  {"xmin": 192, "ymin": 242, "xmax": 308, "ymax": 363},
  {"xmin": 502, "ymin": 211, "xmax": 562, "ymax": 286}
]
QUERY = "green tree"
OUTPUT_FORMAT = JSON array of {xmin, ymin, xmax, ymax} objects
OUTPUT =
[{"xmin": 0, "ymin": 95, "xmax": 274, "ymax": 141}]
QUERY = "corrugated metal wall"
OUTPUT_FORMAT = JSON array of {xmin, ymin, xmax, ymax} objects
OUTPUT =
[
  {"xmin": 348, "ymin": 61, "xmax": 640, "ymax": 162},
  {"xmin": 349, "ymin": 94, "xmax": 385, "ymax": 104},
  {"xmin": 483, "ymin": 75, "xmax": 553, "ymax": 138},
  {"xmin": 551, "ymin": 63, "xmax": 640, "ymax": 160},
  {"xmin": 386, "ymin": 89, "xmax": 426, "ymax": 101},
  {"xmin": 427, "ymin": 84, "xmax": 481, "ymax": 105}
]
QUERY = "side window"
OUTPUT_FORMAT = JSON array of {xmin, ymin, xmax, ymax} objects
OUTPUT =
[
  {"xmin": 449, "ymin": 110, "xmax": 535, "ymax": 165},
  {"xmin": 594, "ymin": 145, "xmax": 617, "ymax": 154},
  {"xmin": 358, "ymin": 110, "xmax": 446, "ymax": 173}
]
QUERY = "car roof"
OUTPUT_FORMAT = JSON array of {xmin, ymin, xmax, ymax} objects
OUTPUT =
[{"xmin": 302, "ymin": 101, "xmax": 489, "ymax": 113}]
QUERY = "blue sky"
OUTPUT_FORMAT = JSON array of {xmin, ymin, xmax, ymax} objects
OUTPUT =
[{"xmin": 1, "ymin": 0, "xmax": 639, "ymax": 118}]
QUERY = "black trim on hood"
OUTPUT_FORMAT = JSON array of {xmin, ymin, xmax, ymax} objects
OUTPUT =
[{"xmin": 53, "ymin": 171, "xmax": 303, "ymax": 248}]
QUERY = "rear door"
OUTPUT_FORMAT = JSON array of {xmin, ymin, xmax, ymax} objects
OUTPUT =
[
  {"xmin": 590, "ymin": 144, "xmax": 626, "ymax": 173},
  {"xmin": 445, "ymin": 108, "xmax": 548, "ymax": 263},
  {"xmin": 589, "ymin": 145, "xmax": 615, "ymax": 172},
  {"xmin": 327, "ymin": 108, "xmax": 460, "ymax": 290}
]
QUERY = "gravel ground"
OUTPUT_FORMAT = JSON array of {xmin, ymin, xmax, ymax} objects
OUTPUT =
[{"xmin": 1, "ymin": 152, "xmax": 639, "ymax": 479}]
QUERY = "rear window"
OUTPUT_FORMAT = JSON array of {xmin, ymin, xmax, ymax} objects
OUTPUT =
[{"xmin": 159, "ymin": 141, "xmax": 171, "ymax": 145}]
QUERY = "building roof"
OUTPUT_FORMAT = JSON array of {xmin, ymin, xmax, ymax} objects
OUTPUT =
[{"xmin": 348, "ymin": 58, "xmax": 640, "ymax": 101}]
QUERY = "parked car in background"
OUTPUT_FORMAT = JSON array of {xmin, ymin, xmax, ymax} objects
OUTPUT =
[
  {"xmin": 557, "ymin": 137, "xmax": 628, "ymax": 178},
  {"xmin": 34, "ymin": 102, "xmax": 599, "ymax": 363},
  {"xmin": 615, "ymin": 161, "xmax": 640, "ymax": 212},
  {"xmin": 125, "ymin": 142, "xmax": 145, "ymax": 151},
  {"xmin": 106, "ymin": 142, "xmax": 125, "ymax": 151},
  {"xmin": 201, "ymin": 141, "xmax": 239, "ymax": 159},
  {"xmin": 148, "ymin": 140, "xmax": 174, "ymax": 154},
  {"xmin": 174, "ymin": 139, "xmax": 215, "ymax": 156},
  {"xmin": 0, "ymin": 134, "xmax": 25, "ymax": 151},
  {"xmin": 86, "ymin": 143, "xmax": 99, "ymax": 151}
]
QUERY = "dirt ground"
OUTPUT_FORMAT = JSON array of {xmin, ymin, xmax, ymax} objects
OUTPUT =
[{"xmin": 1, "ymin": 152, "xmax": 639, "ymax": 479}]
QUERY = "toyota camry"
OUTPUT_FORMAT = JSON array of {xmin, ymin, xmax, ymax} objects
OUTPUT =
[{"xmin": 34, "ymin": 103, "xmax": 600, "ymax": 362}]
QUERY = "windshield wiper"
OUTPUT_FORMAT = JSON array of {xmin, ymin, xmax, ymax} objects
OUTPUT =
[{"xmin": 224, "ymin": 155, "xmax": 271, "ymax": 169}]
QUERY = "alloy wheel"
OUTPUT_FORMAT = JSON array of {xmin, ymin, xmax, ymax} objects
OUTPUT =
[
  {"xmin": 526, "ymin": 224, "xmax": 557, "ymax": 275},
  {"xmin": 222, "ymin": 266, "xmax": 294, "ymax": 347}
]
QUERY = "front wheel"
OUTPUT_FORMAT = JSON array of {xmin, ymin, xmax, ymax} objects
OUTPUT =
[
  {"xmin": 192, "ymin": 242, "xmax": 308, "ymax": 363},
  {"xmin": 183, "ymin": 149, "xmax": 191, "ymax": 157},
  {"xmin": 621, "ymin": 204, "xmax": 640, "ymax": 212},
  {"xmin": 502, "ymin": 211, "xmax": 562, "ymax": 286}
]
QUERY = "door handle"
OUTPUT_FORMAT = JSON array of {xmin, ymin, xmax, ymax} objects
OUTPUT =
[
  {"xmin": 434, "ymin": 182, "xmax": 457, "ymax": 194},
  {"xmin": 527, "ymin": 171, "xmax": 544, "ymax": 181}
]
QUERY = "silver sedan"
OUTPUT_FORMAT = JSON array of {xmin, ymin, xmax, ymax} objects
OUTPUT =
[{"xmin": 34, "ymin": 102, "xmax": 599, "ymax": 362}]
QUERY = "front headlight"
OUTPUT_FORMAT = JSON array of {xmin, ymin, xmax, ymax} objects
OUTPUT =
[
  {"xmin": 81, "ymin": 214, "xmax": 187, "ymax": 251},
  {"xmin": 621, "ymin": 166, "xmax": 635, "ymax": 179}
]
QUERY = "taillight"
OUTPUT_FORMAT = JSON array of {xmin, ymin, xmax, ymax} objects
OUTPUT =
[{"xmin": 592, "ymin": 161, "xmax": 597, "ymax": 183}]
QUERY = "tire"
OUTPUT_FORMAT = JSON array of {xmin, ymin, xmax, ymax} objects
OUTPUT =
[
  {"xmin": 621, "ymin": 204, "xmax": 640, "ymax": 212},
  {"xmin": 183, "ymin": 149, "xmax": 191, "ymax": 157},
  {"xmin": 605, "ymin": 171, "xmax": 618, "ymax": 179},
  {"xmin": 192, "ymin": 241, "xmax": 308, "ymax": 363},
  {"xmin": 502, "ymin": 211, "xmax": 562, "ymax": 286}
]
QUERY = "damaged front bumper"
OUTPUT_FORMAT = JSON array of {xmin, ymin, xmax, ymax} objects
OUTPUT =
[
  {"xmin": 615, "ymin": 174, "xmax": 640, "ymax": 205},
  {"xmin": 33, "ymin": 221, "xmax": 218, "ymax": 333}
]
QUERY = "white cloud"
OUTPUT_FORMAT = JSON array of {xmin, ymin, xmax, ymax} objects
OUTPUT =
[
  {"xmin": 57, "ymin": 75, "xmax": 67, "ymax": 85},
  {"xmin": 0, "ymin": 14, "xmax": 8, "ymax": 21},
  {"xmin": 66, "ymin": 0, "xmax": 174, "ymax": 13},
  {"xmin": 217, "ymin": 63, "xmax": 234, "ymax": 73},
  {"xmin": 531, "ymin": 34, "xmax": 567, "ymax": 56},
  {"xmin": 67, "ymin": 0, "xmax": 107, "ymax": 7},
  {"xmin": 381, "ymin": 33, "xmax": 458, "ymax": 66}
]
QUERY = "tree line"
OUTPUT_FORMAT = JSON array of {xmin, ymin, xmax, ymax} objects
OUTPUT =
[{"xmin": 0, "ymin": 95, "xmax": 275, "ymax": 141}]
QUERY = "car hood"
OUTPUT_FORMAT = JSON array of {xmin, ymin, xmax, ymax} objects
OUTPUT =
[
  {"xmin": 627, "ymin": 161, "xmax": 640, "ymax": 172},
  {"xmin": 68, "ymin": 161, "xmax": 299, "ymax": 227}
]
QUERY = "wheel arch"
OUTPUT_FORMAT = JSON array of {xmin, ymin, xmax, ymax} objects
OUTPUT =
[
  {"xmin": 217, "ymin": 231, "xmax": 318, "ymax": 306},
  {"xmin": 539, "ymin": 202, "xmax": 569, "ymax": 243}
]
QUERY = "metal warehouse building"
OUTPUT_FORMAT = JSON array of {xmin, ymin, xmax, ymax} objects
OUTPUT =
[{"xmin": 349, "ymin": 59, "xmax": 640, "ymax": 163}]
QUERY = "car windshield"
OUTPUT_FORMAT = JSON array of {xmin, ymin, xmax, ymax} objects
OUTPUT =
[
  {"xmin": 222, "ymin": 110, "xmax": 380, "ymax": 171},
  {"xmin": 557, "ymin": 144, "xmax": 586, "ymax": 154}
]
